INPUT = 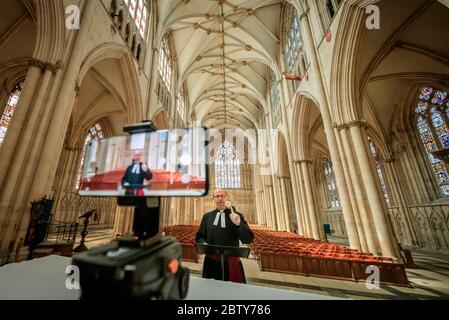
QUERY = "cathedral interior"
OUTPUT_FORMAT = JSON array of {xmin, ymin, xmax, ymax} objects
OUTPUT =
[{"xmin": 0, "ymin": 0, "xmax": 449, "ymax": 300}]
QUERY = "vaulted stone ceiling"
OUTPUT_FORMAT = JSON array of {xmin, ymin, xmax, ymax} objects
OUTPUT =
[{"xmin": 157, "ymin": 0, "xmax": 283, "ymax": 130}]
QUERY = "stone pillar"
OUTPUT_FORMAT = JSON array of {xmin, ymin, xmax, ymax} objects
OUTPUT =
[
  {"xmin": 279, "ymin": 176, "xmax": 291, "ymax": 232},
  {"xmin": 301, "ymin": 161, "xmax": 321, "ymax": 240},
  {"xmin": 29, "ymin": 0, "xmax": 98, "ymax": 199},
  {"xmin": 294, "ymin": 161, "xmax": 312, "ymax": 237},
  {"xmin": 0, "ymin": 1, "xmax": 98, "ymax": 256},
  {"xmin": 267, "ymin": 184, "xmax": 277, "ymax": 230},
  {"xmin": 274, "ymin": 176, "xmax": 286, "ymax": 231},
  {"xmin": 350, "ymin": 124, "xmax": 398, "ymax": 258},
  {"xmin": 299, "ymin": 10, "xmax": 361, "ymax": 250},
  {"xmin": 0, "ymin": 63, "xmax": 42, "ymax": 187},
  {"xmin": 338, "ymin": 127, "xmax": 375, "ymax": 254}
]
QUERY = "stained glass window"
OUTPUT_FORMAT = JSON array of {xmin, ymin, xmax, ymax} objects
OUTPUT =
[
  {"xmin": 158, "ymin": 34, "xmax": 173, "ymax": 92},
  {"xmin": 75, "ymin": 123, "xmax": 105, "ymax": 190},
  {"xmin": 415, "ymin": 87, "xmax": 449, "ymax": 197},
  {"xmin": 283, "ymin": 4, "xmax": 303, "ymax": 77},
  {"xmin": 0, "ymin": 82, "xmax": 24, "ymax": 146},
  {"xmin": 122, "ymin": 0, "xmax": 148, "ymax": 38},
  {"xmin": 367, "ymin": 137, "xmax": 391, "ymax": 206},
  {"xmin": 215, "ymin": 140, "xmax": 241, "ymax": 189},
  {"xmin": 323, "ymin": 158, "xmax": 340, "ymax": 208}
]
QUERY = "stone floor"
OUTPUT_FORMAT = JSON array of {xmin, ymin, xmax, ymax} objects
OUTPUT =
[{"xmin": 80, "ymin": 229, "xmax": 449, "ymax": 300}]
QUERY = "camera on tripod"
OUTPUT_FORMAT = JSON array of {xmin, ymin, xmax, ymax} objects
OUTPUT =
[{"xmin": 72, "ymin": 121, "xmax": 209, "ymax": 299}]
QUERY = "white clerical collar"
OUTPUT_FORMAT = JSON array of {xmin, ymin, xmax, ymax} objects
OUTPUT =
[
  {"xmin": 131, "ymin": 163, "xmax": 140, "ymax": 174},
  {"xmin": 213, "ymin": 209, "xmax": 226, "ymax": 228}
]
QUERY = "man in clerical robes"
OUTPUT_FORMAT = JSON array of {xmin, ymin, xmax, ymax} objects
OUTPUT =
[
  {"xmin": 195, "ymin": 189, "xmax": 254, "ymax": 283},
  {"xmin": 121, "ymin": 150, "xmax": 152, "ymax": 196}
]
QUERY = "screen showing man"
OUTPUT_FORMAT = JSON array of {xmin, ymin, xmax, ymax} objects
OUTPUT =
[
  {"xmin": 78, "ymin": 128, "xmax": 207, "ymax": 197},
  {"xmin": 121, "ymin": 150, "xmax": 153, "ymax": 196},
  {"xmin": 195, "ymin": 189, "xmax": 254, "ymax": 283}
]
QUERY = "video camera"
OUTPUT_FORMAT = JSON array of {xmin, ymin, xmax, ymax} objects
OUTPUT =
[{"xmin": 72, "ymin": 121, "xmax": 209, "ymax": 299}]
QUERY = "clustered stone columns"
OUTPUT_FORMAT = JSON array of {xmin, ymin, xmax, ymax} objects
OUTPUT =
[
  {"xmin": 297, "ymin": 9, "xmax": 361, "ymax": 250},
  {"xmin": 333, "ymin": 120, "xmax": 401, "ymax": 259},
  {"xmin": 291, "ymin": 160, "xmax": 324, "ymax": 240},
  {"xmin": 0, "ymin": 0, "xmax": 97, "ymax": 262}
]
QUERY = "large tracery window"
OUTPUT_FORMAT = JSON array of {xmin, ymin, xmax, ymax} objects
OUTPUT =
[
  {"xmin": 283, "ymin": 4, "xmax": 303, "ymax": 78},
  {"xmin": 269, "ymin": 72, "xmax": 281, "ymax": 127},
  {"xmin": 75, "ymin": 123, "xmax": 105, "ymax": 190},
  {"xmin": 124, "ymin": 0, "xmax": 148, "ymax": 37},
  {"xmin": 323, "ymin": 158, "xmax": 340, "ymax": 208},
  {"xmin": 158, "ymin": 34, "xmax": 173, "ymax": 92},
  {"xmin": 368, "ymin": 137, "xmax": 391, "ymax": 206},
  {"xmin": 215, "ymin": 140, "xmax": 241, "ymax": 189},
  {"xmin": 0, "ymin": 81, "xmax": 24, "ymax": 146},
  {"xmin": 415, "ymin": 87, "xmax": 449, "ymax": 197}
]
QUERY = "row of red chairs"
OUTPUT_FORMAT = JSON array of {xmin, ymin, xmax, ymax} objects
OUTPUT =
[
  {"xmin": 252, "ymin": 230, "xmax": 394, "ymax": 263},
  {"xmin": 164, "ymin": 225, "xmax": 199, "ymax": 244}
]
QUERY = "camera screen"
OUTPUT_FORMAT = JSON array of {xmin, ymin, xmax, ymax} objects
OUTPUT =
[{"xmin": 78, "ymin": 128, "xmax": 208, "ymax": 197}]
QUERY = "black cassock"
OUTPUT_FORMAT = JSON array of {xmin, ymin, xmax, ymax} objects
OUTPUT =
[
  {"xmin": 195, "ymin": 208, "xmax": 254, "ymax": 283},
  {"xmin": 121, "ymin": 162, "xmax": 152, "ymax": 196}
]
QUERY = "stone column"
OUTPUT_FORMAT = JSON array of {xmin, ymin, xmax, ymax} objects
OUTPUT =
[
  {"xmin": 29, "ymin": 0, "xmax": 98, "ymax": 199},
  {"xmin": 0, "ymin": 63, "xmax": 42, "ymax": 188},
  {"xmin": 294, "ymin": 161, "xmax": 311, "ymax": 237},
  {"xmin": 350, "ymin": 124, "xmax": 398, "ymax": 258},
  {"xmin": 299, "ymin": 10, "xmax": 361, "ymax": 250},
  {"xmin": 274, "ymin": 176, "xmax": 287, "ymax": 231},
  {"xmin": 279, "ymin": 176, "xmax": 291, "ymax": 232},
  {"xmin": 267, "ymin": 184, "xmax": 277, "ymax": 230},
  {"xmin": 338, "ymin": 126, "xmax": 375, "ymax": 254},
  {"xmin": 301, "ymin": 161, "xmax": 321, "ymax": 240}
]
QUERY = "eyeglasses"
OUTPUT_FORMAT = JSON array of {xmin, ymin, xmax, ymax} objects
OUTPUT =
[{"xmin": 214, "ymin": 194, "xmax": 226, "ymax": 198}]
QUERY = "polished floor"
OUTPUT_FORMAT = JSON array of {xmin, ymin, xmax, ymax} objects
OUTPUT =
[{"xmin": 80, "ymin": 229, "xmax": 449, "ymax": 300}]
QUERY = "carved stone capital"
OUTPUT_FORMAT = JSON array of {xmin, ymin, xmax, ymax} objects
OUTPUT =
[
  {"xmin": 295, "ymin": 159, "xmax": 312, "ymax": 165},
  {"xmin": 29, "ymin": 58, "xmax": 47, "ymax": 71},
  {"xmin": 29, "ymin": 58, "xmax": 63, "ymax": 74},
  {"xmin": 334, "ymin": 119, "xmax": 368, "ymax": 130}
]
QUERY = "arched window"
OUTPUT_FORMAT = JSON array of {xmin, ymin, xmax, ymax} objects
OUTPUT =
[
  {"xmin": 158, "ymin": 34, "xmax": 173, "ymax": 92},
  {"xmin": 367, "ymin": 136, "xmax": 391, "ymax": 206},
  {"xmin": 325, "ymin": 0, "xmax": 342, "ymax": 18},
  {"xmin": 0, "ymin": 81, "xmax": 24, "ymax": 146},
  {"xmin": 269, "ymin": 71, "xmax": 281, "ymax": 127},
  {"xmin": 122, "ymin": 0, "xmax": 148, "ymax": 38},
  {"xmin": 415, "ymin": 87, "xmax": 449, "ymax": 197},
  {"xmin": 215, "ymin": 141, "xmax": 241, "ymax": 189},
  {"xmin": 318, "ymin": 0, "xmax": 342, "ymax": 28},
  {"xmin": 283, "ymin": 4, "xmax": 303, "ymax": 77},
  {"xmin": 75, "ymin": 123, "xmax": 105, "ymax": 190},
  {"xmin": 323, "ymin": 158, "xmax": 340, "ymax": 208}
]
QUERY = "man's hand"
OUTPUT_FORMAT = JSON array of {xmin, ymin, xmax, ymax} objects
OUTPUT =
[
  {"xmin": 230, "ymin": 212, "xmax": 241, "ymax": 226},
  {"xmin": 141, "ymin": 164, "xmax": 148, "ymax": 172}
]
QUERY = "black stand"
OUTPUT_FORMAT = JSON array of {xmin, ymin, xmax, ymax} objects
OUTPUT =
[
  {"xmin": 195, "ymin": 243, "xmax": 250, "ymax": 281},
  {"xmin": 73, "ymin": 209, "xmax": 96, "ymax": 253},
  {"xmin": 72, "ymin": 197, "xmax": 190, "ymax": 299}
]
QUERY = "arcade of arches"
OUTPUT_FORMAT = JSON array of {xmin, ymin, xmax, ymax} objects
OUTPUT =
[{"xmin": 0, "ymin": 0, "xmax": 449, "ymax": 297}]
